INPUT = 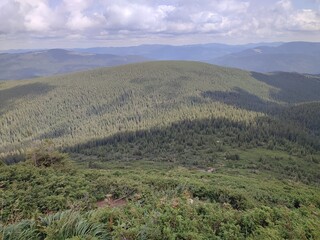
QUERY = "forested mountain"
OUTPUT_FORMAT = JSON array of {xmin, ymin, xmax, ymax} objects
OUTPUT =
[
  {"xmin": 0, "ymin": 49, "xmax": 147, "ymax": 80},
  {"xmin": 209, "ymin": 42, "xmax": 320, "ymax": 73},
  {"xmin": 1, "ymin": 61, "xmax": 320, "ymax": 159},
  {"xmin": 1, "ymin": 61, "xmax": 320, "ymax": 239},
  {"xmin": 1, "ymin": 61, "xmax": 319, "ymax": 155}
]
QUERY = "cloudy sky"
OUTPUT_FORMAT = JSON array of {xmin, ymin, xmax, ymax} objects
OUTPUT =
[{"xmin": 0, "ymin": 0, "xmax": 319, "ymax": 50}]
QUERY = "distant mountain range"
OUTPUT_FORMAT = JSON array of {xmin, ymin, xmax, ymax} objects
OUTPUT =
[
  {"xmin": 209, "ymin": 42, "xmax": 320, "ymax": 74},
  {"xmin": 74, "ymin": 42, "xmax": 282, "ymax": 61},
  {"xmin": 0, "ymin": 41, "xmax": 319, "ymax": 80},
  {"xmin": 0, "ymin": 49, "xmax": 147, "ymax": 80}
]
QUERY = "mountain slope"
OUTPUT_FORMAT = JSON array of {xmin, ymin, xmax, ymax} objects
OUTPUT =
[
  {"xmin": 0, "ymin": 61, "xmax": 269, "ymax": 153},
  {"xmin": 1, "ymin": 61, "xmax": 320, "ymax": 157},
  {"xmin": 0, "ymin": 49, "xmax": 147, "ymax": 80},
  {"xmin": 209, "ymin": 42, "xmax": 320, "ymax": 73}
]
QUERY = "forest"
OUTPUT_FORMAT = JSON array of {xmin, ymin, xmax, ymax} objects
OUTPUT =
[{"xmin": 1, "ymin": 61, "xmax": 320, "ymax": 239}]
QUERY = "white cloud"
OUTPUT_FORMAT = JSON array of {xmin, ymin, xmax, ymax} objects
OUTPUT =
[
  {"xmin": 62, "ymin": 0, "xmax": 101, "ymax": 31},
  {"xmin": 276, "ymin": 0, "xmax": 293, "ymax": 11},
  {"xmin": 0, "ymin": 0, "xmax": 59, "ymax": 33},
  {"xmin": 291, "ymin": 9, "xmax": 320, "ymax": 30},
  {"xmin": 269, "ymin": 1, "xmax": 320, "ymax": 32},
  {"xmin": 102, "ymin": 2, "xmax": 174, "ymax": 32},
  {"xmin": 23, "ymin": 1, "xmax": 53, "ymax": 31},
  {"xmin": 0, "ymin": 0, "xmax": 319, "ymax": 49},
  {"xmin": 191, "ymin": 12, "xmax": 222, "ymax": 24},
  {"xmin": 215, "ymin": 0, "xmax": 250, "ymax": 13},
  {"xmin": 66, "ymin": 12, "xmax": 96, "ymax": 31},
  {"xmin": 0, "ymin": 1, "xmax": 25, "ymax": 34}
]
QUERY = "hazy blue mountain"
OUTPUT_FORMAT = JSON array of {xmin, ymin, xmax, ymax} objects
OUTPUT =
[
  {"xmin": 209, "ymin": 42, "xmax": 320, "ymax": 74},
  {"xmin": 1, "ymin": 41, "xmax": 300, "ymax": 80},
  {"xmin": 0, "ymin": 49, "xmax": 44, "ymax": 54},
  {"xmin": 0, "ymin": 49, "xmax": 147, "ymax": 80},
  {"xmin": 74, "ymin": 42, "xmax": 282, "ymax": 61}
]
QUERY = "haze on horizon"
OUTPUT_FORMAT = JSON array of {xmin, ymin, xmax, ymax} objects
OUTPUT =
[{"xmin": 0, "ymin": 0, "xmax": 320, "ymax": 50}]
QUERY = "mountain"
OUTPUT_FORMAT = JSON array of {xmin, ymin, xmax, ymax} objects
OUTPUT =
[
  {"xmin": 0, "ymin": 49, "xmax": 147, "ymax": 80},
  {"xmin": 1, "ymin": 61, "xmax": 320, "ymax": 155},
  {"xmin": 1, "ymin": 61, "xmax": 320, "ymax": 239},
  {"xmin": 3, "ymin": 41, "xmax": 318, "ymax": 81},
  {"xmin": 0, "ymin": 42, "xmax": 286, "ymax": 80},
  {"xmin": 209, "ymin": 42, "xmax": 320, "ymax": 73},
  {"xmin": 74, "ymin": 42, "xmax": 282, "ymax": 61}
]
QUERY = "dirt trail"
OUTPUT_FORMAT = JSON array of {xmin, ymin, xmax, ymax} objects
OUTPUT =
[{"xmin": 96, "ymin": 197, "xmax": 127, "ymax": 208}]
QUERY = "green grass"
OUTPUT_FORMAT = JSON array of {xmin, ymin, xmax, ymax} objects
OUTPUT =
[{"xmin": 1, "ymin": 156, "xmax": 320, "ymax": 239}]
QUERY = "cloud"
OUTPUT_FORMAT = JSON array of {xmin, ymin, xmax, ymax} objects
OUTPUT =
[
  {"xmin": 277, "ymin": 0, "xmax": 293, "ymax": 11},
  {"xmin": 62, "ymin": 0, "xmax": 99, "ymax": 31},
  {"xmin": 291, "ymin": 9, "xmax": 320, "ymax": 31},
  {"xmin": 0, "ymin": 1, "xmax": 25, "ymax": 34},
  {"xmin": 220, "ymin": 0, "xmax": 320, "ymax": 39},
  {"xmin": 23, "ymin": 1, "xmax": 54, "ymax": 31},
  {"xmin": 103, "ymin": 2, "xmax": 172, "ymax": 31},
  {"xmin": 0, "ymin": 0, "xmax": 319, "ymax": 48},
  {"xmin": 270, "ymin": 1, "xmax": 320, "ymax": 32},
  {"xmin": 66, "ymin": 12, "xmax": 97, "ymax": 31},
  {"xmin": 0, "ymin": 0, "xmax": 59, "ymax": 33},
  {"xmin": 215, "ymin": 0, "xmax": 250, "ymax": 13}
]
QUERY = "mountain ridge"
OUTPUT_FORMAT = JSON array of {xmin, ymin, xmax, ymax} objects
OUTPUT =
[
  {"xmin": 209, "ymin": 42, "xmax": 320, "ymax": 74},
  {"xmin": 1, "ymin": 41, "xmax": 319, "ymax": 81},
  {"xmin": 0, "ymin": 49, "xmax": 147, "ymax": 80}
]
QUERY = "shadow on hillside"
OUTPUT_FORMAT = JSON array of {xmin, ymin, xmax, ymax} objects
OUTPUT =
[
  {"xmin": 200, "ymin": 88, "xmax": 320, "ymax": 138},
  {"xmin": 201, "ymin": 87, "xmax": 281, "ymax": 114},
  {"xmin": 251, "ymin": 72, "xmax": 320, "ymax": 104},
  {"xmin": 66, "ymin": 115, "xmax": 319, "ymax": 167},
  {"xmin": 0, "ymin": 83, "xmax": 54, "ymax": 114}
]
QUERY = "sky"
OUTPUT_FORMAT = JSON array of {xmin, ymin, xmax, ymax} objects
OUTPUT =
[{"xmin": 0, "ymin": 0, "xmax": 319, "ymax": 50}]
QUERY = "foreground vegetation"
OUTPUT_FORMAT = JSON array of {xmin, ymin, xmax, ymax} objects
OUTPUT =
[{"xmin": 1, "ymin": 148, "xmax": 320, "ymax": 239}]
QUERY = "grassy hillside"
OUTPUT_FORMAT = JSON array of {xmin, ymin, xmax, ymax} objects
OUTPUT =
[{"xmin": 1, "ymin": 149, "xmax": 320, "ymax": 239}]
